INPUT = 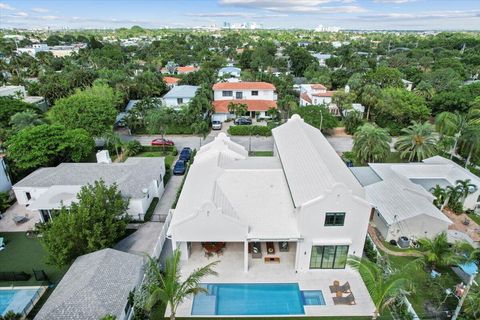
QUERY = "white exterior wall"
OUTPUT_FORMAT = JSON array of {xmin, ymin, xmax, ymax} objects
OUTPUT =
[
  {"xmin": 0, "ymin": 158, "xmax": 12, "ymax": 193},
  {"xmin": 219, "ymin": 70, "xmax": 241, "ymax": 78},
  {"xmin": 312, "ymin": 96, "xmax": 332, "ymax": 105},
  {"xmin": 465, "ymin": 189, "xmax": 480, "ymax": 211},
  {"xmin": 295, "ymin": 184, "xmax": 371, "ymax": 272},
  {"xmin": 372, "ymin": 210, "xmax": 389, "ymax": 240},
  {"xmin": 385, "ymin": 214, "xmax": 451, "ymax": 241},
  {"xmin": 163, "ymin": 97, "xmax": 193, "ymax": 110},
  {"xmin": 214, "ymin": 89, "xmax": 276, "ymax": 101},
  {"xmin": 13, "ymin": 186, "xmax": 49, "ymax": 205},
  {"xmin": 127, "ymin": 179, "xmax": 164, "ymax": 219}
]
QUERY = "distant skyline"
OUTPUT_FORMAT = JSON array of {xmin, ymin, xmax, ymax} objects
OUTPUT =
[{"xmin": 1, "ymin": 0, "xmax": 479, "ymax": 31}]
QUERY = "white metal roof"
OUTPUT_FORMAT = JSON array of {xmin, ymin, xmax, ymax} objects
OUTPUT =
[
  {"xmin": 272, "ymin": 114, "xmax": 365, "ymax": 207},
  {"xmin": 162, "ymin": 85, "xmax": 199, "ymax": 99},
  {"xmin": 170, "ymin": 133, "xmax": 299, "ymax": 240}
]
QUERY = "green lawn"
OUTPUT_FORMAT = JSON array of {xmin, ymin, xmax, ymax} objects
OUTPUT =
[
  {"xmin": 0, "ymin": 232, "xmax": 68, "ymax": 286},
  {"xmin": 133, "ymin": 152, "xmax": 175, "ymax": 167},
  {"xmin": 249, "ymin": 151, "xmax": 274, "ymax": 157}
]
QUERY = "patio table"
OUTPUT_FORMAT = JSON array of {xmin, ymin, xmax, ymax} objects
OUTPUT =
[
  {"xmin": 203, "ymin": 242, "xmax": 225, "ymax": 253},
  {"xmin": 12, "ymin": 216, "xmax": 28, "ymax": 224}
]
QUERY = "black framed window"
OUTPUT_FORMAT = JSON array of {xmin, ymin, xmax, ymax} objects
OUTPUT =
[
  {"xmin": 310, "ymin": 245, "xmax": 349, "ymax": 269},
  {"xmin": 177, "ymin": 98, "xmax": 183, "ymax": 104},
  {"xmin": 222, "ymin": 90, "xmax": 233, "ymax": 97},
  {"xmin": 325, "ymin": 212, "xmax": 345, "ymax": 226},
  {"xmin": 252, "ymin": 90, "xmax": 258, "ymax": 96}
]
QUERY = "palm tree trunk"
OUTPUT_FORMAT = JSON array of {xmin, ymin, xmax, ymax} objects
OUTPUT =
[
  {"xmin": 450, "ymin": 136, "xmax": 459, "ymax": 160},
  {"xmin": 465, "ymin": 145, "xmax": 474, "ymax": 168}
]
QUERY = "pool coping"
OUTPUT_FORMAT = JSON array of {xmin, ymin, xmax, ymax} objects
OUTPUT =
[{"xmin": 0, "ymin": 285, "xmax": 47, "ymax": 319}]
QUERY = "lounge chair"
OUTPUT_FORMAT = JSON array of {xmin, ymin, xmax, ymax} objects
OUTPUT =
[
  {"xmin": 329, "ymin": 281, "xmax": 351, "ymax": 294},
  {"xmin": 333, "ymin": 293, "xmax": 356, "ymax": 305},
  {"xmin": 266, "ymin": 242, "xmax": 275, "ymax": 254},
  {"xmin": 279, "ymin": 241, "xmax": 289, "ymax": 252},
  {"xmin": 251, "ymin": 242, "xmax": 262, "ymax": 259}
]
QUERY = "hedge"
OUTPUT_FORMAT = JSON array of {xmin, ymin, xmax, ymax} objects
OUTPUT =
[{"xmin": 227, "ymin": 125, "xmax": 272, "ymax": 136}]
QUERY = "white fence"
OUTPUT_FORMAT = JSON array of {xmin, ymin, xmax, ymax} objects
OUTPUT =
[{"xmin": 152, "ymin": 209, "xmax": 173, "ymax": 258}]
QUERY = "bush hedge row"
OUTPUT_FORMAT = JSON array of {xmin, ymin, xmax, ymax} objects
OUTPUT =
[{"xmin": 227, "ymin": 125, "xmax": 272, "ymax": 136}]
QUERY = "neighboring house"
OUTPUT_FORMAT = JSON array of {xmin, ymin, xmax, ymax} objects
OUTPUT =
[
  {"xmin": 168, "ymin": 115, "xmax": 371, "ymax": 272},
  {"xmin": 350, "ymin": 156, "xmax": 480, "ymax": 243},
  {"xmin": 311, "ymin": 53, "xmax": 333, "ymax": 67},
  {"xmin": 211, "ymin": 81, "xmax": 277, "ymax": 121},
  {"xmin": 402, "ymin": 79, "xmax": 413, "ymax": 91},
  {"xmin": 34, "ymin": 248, "xmax": 144, "ymax": 320},
  {"xmin": 163, "ymin": 76, "xmax": 181, "ymax": 88},
  {"xmin": 342, "ymin": 103, "xmax": 365, "ymax": 117},
  {"xmin": 16, "ymin": 43, "xmax": 85, "ymax": 57},
  {"xmin": 0, "ymin": 157, "xmax": 12, "ymax": 193},
  {"xmin": 12, "ymin": 153, "xmax": 165, "ymax": 221},
  {"xmin": 161, "ymin": 65, "xmax": 199, "ymax": 75},
  {"xmin": 218, "ymin": 66, "xmax": 241, "ymax": 78},
  {"xmin": 162, "ymin": 85, "xmax": 199, "ymax": 110},
  {"xmin": 16, "ymin": 43, "xmax": 49, "ymax": 57},
  {"xmin": 299, "ymin": 84, "xmax": 339, "ymax": 116},
  {"xmin": 115, "ymin": 99, "xmax": 140, "ymax": 127},
  {"xmin": 0, "ymin": 85, "xmax": 46, "ymax": 109}
]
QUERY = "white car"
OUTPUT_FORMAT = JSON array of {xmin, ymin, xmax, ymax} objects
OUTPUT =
[{"xmin": 212, "ymin": 120, "xmax": 222, "ymax": 130}]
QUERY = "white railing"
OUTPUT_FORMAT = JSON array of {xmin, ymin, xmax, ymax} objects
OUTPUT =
[{"xmin": 152, "ymin": 209, "xmax": 173, "ymax": 258}]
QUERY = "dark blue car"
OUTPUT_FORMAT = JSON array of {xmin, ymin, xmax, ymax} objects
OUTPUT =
[
  {"xmin": 179, "ymin": 147, "xmax": 192, "ymax": 161},
  {"xmin": 173, "ymin": 160, "xmax": 187, "ymax": 175}
]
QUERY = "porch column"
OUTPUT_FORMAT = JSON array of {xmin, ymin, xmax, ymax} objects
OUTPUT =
[{"xmin": 243, "ymin": 240, "xmax": 249, "ymax": 272}]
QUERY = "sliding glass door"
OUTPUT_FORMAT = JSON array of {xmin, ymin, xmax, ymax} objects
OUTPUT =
[{"xmin": 309, "ymin": 245, "xmax": 349, "ymax": 269}]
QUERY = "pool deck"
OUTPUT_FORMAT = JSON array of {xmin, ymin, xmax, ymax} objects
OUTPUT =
[{"xmin": 175, "ymin": 243, "xmax": 375, "ymax": 318}]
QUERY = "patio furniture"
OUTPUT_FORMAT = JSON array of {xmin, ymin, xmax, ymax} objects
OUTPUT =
[
  {"xmin": 0, "ymin": 271, "xmax": 31, "ymax": 281},
  {"xmin": 266, "ymin": 242, "xmax": 275, "ymax": 254},
  {"xmin": 204, "ymin": 251, "xmax": 213, "ymax": 259},
  {"xmin": 333, "ymin": 293, "xmax": 356, "ymax": 305},
  {"xmin": 264, "ymin": 257, "xmax": 280, "ymax": 263},
  {"xmin": 279, "ymin": 241, "xmax": 289, "ymax": 252},
  {"xmin": 329, "ymin": 281, "xmax": 351, "ymax": 294},
  {"xmin": 203, "ymin": 242, "xmax": 225, "ymax": 254},
  {"xmin": 13, "ymin": 215, "xmax": 28, "ymax": 224},
  {"xmin": 33, "ymin": 269, "xmax": 50, "ymax": 282},
  {"xmin": 251, "ymin": 242, "xmax": 262, "ymax": 259}
]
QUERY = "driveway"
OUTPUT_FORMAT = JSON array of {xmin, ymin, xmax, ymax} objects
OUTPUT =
[{"xmin": 114, "ymin": 174, "xmax": 184, "ymax": 256}]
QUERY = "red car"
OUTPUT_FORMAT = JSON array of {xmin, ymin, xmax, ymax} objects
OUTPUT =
[{"xmin": 151, "ymin": 138, "xmax": 174, "ymax": 146}]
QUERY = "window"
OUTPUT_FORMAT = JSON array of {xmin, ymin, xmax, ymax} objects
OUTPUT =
[
  {"xmin": 177, "ymin": 98, "xmax": 183, "ymax": 104},
  {"xmin": 236, "ymin": 91, "xmax": 243, "ymax": 99},
  {"xmin": 252, "ymin": 90, "xmax": 258, "ymax": 96},
  {"xmin": 310, "ymin": 245, "xmax": 349, "ymax": 269},
  {"xmin": 25, "ymin": 192, "xmax": 31, "ymax": 201},
  {"xmin": 222, "ymin": 91, "xmax": 233, "ymax": 97},
  {"xmin": 325, "ymin": 212, "xmax": 345, "ymax": 226}
]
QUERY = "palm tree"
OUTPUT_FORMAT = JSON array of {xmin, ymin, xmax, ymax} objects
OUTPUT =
[
  {"xmin": 348, "ymin": 256, "xmax": 416, "ymax": 319},
  {"xmin": 430, "ymin": 185, "xmax": 447, "ymax": 209},
  {"xmin": 464, "ymin": 286, "xmax": 480, "ymax": 320},
  {"xmin": 458, "ymin": 125, "xmax": 480, "ymax": 167},
  {"xmin": 455, "ymin": 179, "xmax": 477, "ymax": 201},
  {"xmin": 9, "ymin": 110, "xmax": 44, "ymax": 132},
  {"xmin": 352, "ymin": 123, "xmax": 391, "ymax": 164},
  {"xmin": 417, "ymin": 232, "xmax": 470, "ymax": 270},
  {"xmin": 435, "ymin": 112, "xmax": 468, "ymax": 159},
  {"xmin": 146, "ymin": 250, "xmax": 218, "ymax": 320},
  {"xmin": 445, "ymin": 185, "xmax": 464, "ymax": 213},
  {"xmin": 360, "ymin": 84, "xmax": 380, "ymax": 121},
  {"xmin": 394, "ymin": 121, "xmax": 438, "ymax": 162}
]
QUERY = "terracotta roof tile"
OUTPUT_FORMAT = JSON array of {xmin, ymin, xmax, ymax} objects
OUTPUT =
[{"xmin": 213, "ymin": 82, "xmax": 276, "ymax": 90}]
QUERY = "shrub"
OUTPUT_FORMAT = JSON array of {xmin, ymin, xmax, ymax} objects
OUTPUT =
[
  {"xmin": 164, "ymin": 163, "xmax": 171, "ymax": 187},
  {"xmin": 344, "ymin": 112, "xmax": 364, "ymax": 135},
  {"xmin": 364, "ymin": 237, "xmax": 378, "ymax": 263},
  {"xmin": 228, "ymin": 125, "xmax": 272, "ymax": 136},
  {"xmin": 125, "ymin": 140, "xmax": 142, "ymax": 156},
  {"xmin": 143, "ymin": 197, "xmax": 159, "ymax": 221}
]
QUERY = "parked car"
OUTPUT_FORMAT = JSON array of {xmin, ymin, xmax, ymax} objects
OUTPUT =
[
  {"xmin": 234, "ymin": 117, "xmax": 252, "ymax": 125},
  {"xmin": 151, "ymin": 138, "xmax": 174, "ymax": 146},
  {"xmin": 179, "ymin": 147, "xmax": 192, "ymax": 161},
  {"xmin": 173, "ymin": 160, "xmax": 187, "ymax": 175},
  {"xmin": 212, "ymin": 120, "xmax": 222, "ymax": 130}
]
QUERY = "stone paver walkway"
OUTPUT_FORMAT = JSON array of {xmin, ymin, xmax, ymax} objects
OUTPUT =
[{"xmin": 368, "ymin": 224, "xmax": 422, "ymax": 257}]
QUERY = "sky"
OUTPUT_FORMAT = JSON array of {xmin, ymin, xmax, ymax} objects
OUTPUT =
[{"xmin": 0, "ymin": 0, "xmax": 479, "ymax": 31}]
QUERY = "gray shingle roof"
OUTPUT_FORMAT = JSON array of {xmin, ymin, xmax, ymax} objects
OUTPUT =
[
  {"xmin": 34, "ymin": 249, "xmax": 144, "ymax": 320},
  {"xmin": 14, "ymin": 157, "xmax": 164, "ymax": 198},
  {"xmin": 162, "ymin": 85, "xmax": 199, "ymax": 99}
]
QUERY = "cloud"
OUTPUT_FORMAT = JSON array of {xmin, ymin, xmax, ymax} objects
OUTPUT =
[
  {"xmin": 40, "ymin": 15, "xmax": 60, "ymax": 20},
  {"xmin": 31, "ymin": 7, "xmax": 49, "ymax": 13},
  {"xmin": 373, "ymin": 0, "xmax": 416, "ymax": 3},
  {"xmin": 218, "ymin": 0, "xmax": 366, "ymax": 13},
  {"xmin": 0, "ymin": 2, "xmax": 15, "ymax": 10},
  {"xmin": 13, "ymin": 11, "xmax": 28, "ymax": 17},
  {"xmin": 359, "ymin": 10, "xmax": 480, "ymax": 20}
]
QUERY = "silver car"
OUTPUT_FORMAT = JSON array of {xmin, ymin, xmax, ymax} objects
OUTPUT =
[{"xmin": 212, "ymin": 120, "xmax": 222, "ymax": 130}]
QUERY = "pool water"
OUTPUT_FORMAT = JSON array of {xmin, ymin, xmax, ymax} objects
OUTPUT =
[
  {"xmin": 302, "ymin": 290, "xmax": 326, "ymax": 305},
  {"xmin": 192, "ymin": 283, "xmax": 324, "ymax": 315},
  {"xmin": 0, "ymin": 289, "xmax": 39, "ymax": 316}
]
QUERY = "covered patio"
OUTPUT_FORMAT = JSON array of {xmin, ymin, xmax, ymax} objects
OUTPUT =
[{"xmin": 177, "ymin": 242, "xmax": 375, "ymax": 317}]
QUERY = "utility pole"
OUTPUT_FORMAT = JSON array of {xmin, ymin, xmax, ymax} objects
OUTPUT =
[{"xmin": 452, "ymin": 273, "xmax": 475, "ymax": 320}]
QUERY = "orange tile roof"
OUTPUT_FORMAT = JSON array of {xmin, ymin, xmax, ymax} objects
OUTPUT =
[
  {"xmin": 311, "ymin": 84, "xmax": 327, "ymax": 90},
  {"xmin": 300, "ymin": 92, "xmax": 312, "ymax": 104},
  {"xmin": 212, "ymin": 100, "xmax": 277, "ymax": 113},
  {"xmin": 312, "ymin": 91, "xmax": 335, "ymax": 97},
  {"xmin": 163, "ymin": 76, "xmax": 181, "ymax": 84},
  {"xmin": 212, "ymin": 82, "xmax": 276, "ymax": 90},
  {"xmin": 177, "ymin": 66, "xmax": 199, "ymax": 73}
]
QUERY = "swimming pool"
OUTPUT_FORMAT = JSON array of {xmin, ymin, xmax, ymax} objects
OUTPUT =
[
  {"xmin": 0, "ymin": 288, "xmax": 41, "ymax": 316},
  {"xmin": 191, "ymin": 283, "xmax": 325, "ymax": 316}
]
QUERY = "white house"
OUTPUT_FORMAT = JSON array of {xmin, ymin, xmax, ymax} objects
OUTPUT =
[
  {"xmin": 0, "ymin": 85, "xmax": 46, "ymax": 108},
  {"xmin": 211, "ymin": 81, "xmax": 277, "ymax": 121},
  {"xmin": 12, "ymin": 154, "xmax": 165, "ymax": 222},
  {"xmin": 163, "ymin": 76, "xmax": 181, "ymax": 89},
  {"xmin": 299, "ymin": 84, "xmax": 339, "ymax": 116},
  {"xmin": 16, "ymin": 44, "xmax": 49, "ymax": 57},
  {"xmin": 168, "ymin": 115, "xmax": 371, "ymax": 273},
  {"xmin": 162, "ymin": 85, "xmax": 199, "ymax": 110},
  {"xmin": 218, "ymin": 66, "xmax": 241, "ymax": 78},
  {"xmin": 311, "ymin": 53, "xmax": 333, "ymax": 67},
  {"xmin": 0, "ymin": 157, "xmax": 12, "ymax": 193},
  {"xmin": 350, "ymin": 156, "xmax": 480, "ymax": 243}
]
